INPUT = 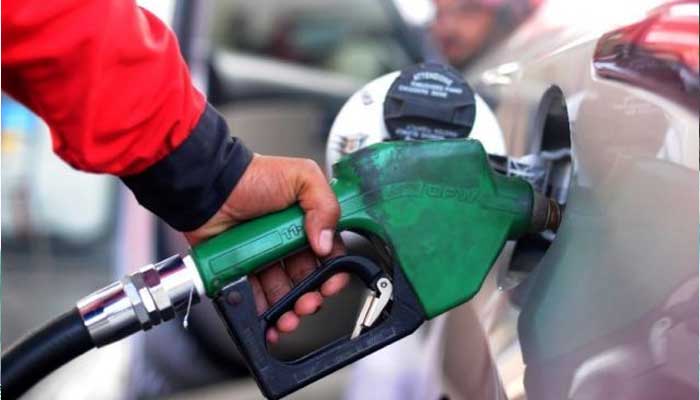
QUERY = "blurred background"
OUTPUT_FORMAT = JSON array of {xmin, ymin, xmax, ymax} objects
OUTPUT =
[
  {"xmin": 0, "ymin": 0, "xmax": 537, "ymax": 397},
  {"xmin": 3, "ymin": 0, "xmax": 697, "ymax": 399}
]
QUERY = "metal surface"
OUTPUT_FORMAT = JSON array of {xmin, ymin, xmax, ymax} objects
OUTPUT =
[
  {"xmin": 77, "ymin": 255, "xmax": 204, "ymax": 347},
  {"xmin": 592, "ymin": 1, "xmax": 699, "ymax": 112},
  {"xmin": 420, "ymin": 1, "xmax": 700, "ymax": 399},
  {"xmin": 529, "ymin": 192, "xmax": 561, "ymax": 233},
  {"xmin": 351, "ymin": 277, "xmax": 393, "ymax": 339}
]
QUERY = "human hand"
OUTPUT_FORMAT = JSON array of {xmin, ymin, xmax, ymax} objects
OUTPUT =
[{"xmin": 184, "ymin": 154, "xmax": 349, "ymax": 343}]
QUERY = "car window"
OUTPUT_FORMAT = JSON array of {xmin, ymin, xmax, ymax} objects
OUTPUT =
[{"xmin": 211, "ymin": 0, "xmax": 413, "ymax": 80}]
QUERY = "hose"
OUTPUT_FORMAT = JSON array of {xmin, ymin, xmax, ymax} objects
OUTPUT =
[
  {"xmin": 1, "ymin": 308, "xmax": 94, "ymax": 399},
  {"xmin": 1, "ymin": 254, "xmax": 205, "ymax": 399}
]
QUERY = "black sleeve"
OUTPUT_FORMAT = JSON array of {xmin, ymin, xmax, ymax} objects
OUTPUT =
[{"xmin": 121, "ymin": 104, "xmax": 253, "ymax": 232}]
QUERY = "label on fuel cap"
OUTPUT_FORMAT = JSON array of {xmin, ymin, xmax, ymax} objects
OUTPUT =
[{"xmin": 383, "ymin": 63, "xmax": 476, "ymax": 140}]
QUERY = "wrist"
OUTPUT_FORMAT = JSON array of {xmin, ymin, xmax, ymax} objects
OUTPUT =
[{"xmin": 121, "ymin": 104, "xmax": 253, "ymax": 231}]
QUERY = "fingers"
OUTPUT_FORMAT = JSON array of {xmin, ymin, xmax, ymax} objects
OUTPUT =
[
  {"xmin": 248, "ymin": 274, "xmax": 268, "ymax": 315},
  {"xmin": 294, "ymin": 292, "xmax": 323, "ymax": 315},
  {"xmin": 257, "ymin": 262, "xmax": 300, "ymax": 334},
  {"xmin": 258, "ymin": 262, "xmax": 293, "ymax": 305},
  {"xmin": 216, "ymin": 156, "xmax": 346, "ymax": 344},
  {"xmin": 256, "ymin": 237, "xmax": 351, "ymax": 343},
  {"xmin": 320, "ymin": 237, "xmax": 350, "ymax": 297},
  {"xmin": 286, "ymin": 237, "xmax": 348, "ymax": 313},
  {"xmin": 320, "ymin": 273, "xmax": 350, "ymax": 297},
  {"xmin": 285, "ymin": 250, "xmax": 319, "ymax": 284},
  {"xmin": 266, "ymin": 328, "xmax": 279, "ymax": 344},
  {"xmin": 292, "ymin": 160, "xmax": 340, "ymax": 258},
  {"xmin": 276, "ymin": 311, "xmax": 299, "ymax": 333},
  {"xmin": 285, "ymin": 250, "xmax": 324, "ymax": 315},
  {"xmin": 251, "ymin": 274, "xmax": 281, "ymax": 344}
]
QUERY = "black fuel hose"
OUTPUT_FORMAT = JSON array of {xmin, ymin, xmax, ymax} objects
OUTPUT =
[{"xmin": 2, "ymin": 307, "xmax": 94, "ymax": 399}]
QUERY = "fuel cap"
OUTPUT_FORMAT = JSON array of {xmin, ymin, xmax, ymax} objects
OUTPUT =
[{"xmin": 383, "ymin": 63, "xmax": 476, "ymax": 140}]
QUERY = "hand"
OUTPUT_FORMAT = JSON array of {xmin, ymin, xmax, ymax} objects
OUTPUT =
[{"xmin": 184, "ymin": 154, "xmax": 349, "ymax": 343}]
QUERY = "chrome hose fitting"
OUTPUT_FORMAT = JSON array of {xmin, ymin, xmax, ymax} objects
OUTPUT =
[{"xmin": 77, "ymin": 255, "xmax": 205, "ymax": 347}]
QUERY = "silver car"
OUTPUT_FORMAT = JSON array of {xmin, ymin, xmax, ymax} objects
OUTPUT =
[{"xmin": 399, "ymin": 1, "xmax": 698, "ymax": 399}]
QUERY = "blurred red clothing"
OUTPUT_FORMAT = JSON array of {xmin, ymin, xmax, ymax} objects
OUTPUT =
[{"xmin": 2, "ymin": 0, "xmax": 205, "ymax": 176}]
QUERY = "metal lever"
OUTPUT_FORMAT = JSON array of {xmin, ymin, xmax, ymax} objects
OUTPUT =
[{"xmin": 351, "ymin": 277, "xmax": 392, "ymax": 339}]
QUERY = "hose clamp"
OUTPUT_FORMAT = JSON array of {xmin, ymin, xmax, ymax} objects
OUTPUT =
[{"xmin": 77, "ymin": 255, "xmax": 204, "ymax": 347}]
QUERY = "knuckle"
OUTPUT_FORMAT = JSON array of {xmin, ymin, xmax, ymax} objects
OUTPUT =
[
  {"xmin": 290, "ymin": 265, "xmax": 315, "ymax": 282},
  {"xmin": 300, "ymin": 158, "xmax": 319, "ymax": 172},
  {"xmin": 311, "ymin": 204, "xmax": 338, "ymax": 223},
  {"xmin": 309, "ymin": 161, "xmax": 326, "ymax": 178},
  {"xmin": 265, "ymin": 282, "xmax": 288, "ymax": 301},
  {"xmin": 329, "ymin": 197, "xmax": 341, "ymax": 212},
  {"xmin": 325, "ymin": 202, "xmax": 341, "ymax": 220},
  {"xmin": 287, "ymin": 268, "xmax": 302, "ymax": 282},
  {"xmin": 321, "ymin": 195, "xmax": 341, "ymax": 215}
]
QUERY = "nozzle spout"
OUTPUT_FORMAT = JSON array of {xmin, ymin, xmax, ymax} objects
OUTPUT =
[{"xmin": 530, "ymin": 192, "xmax": 562, "ymax": 233}]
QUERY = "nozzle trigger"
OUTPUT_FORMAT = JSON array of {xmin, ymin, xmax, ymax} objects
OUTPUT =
[
  {"xmin": 351, "ymin": 277, "xmax": 392, "ymax": 339},
  {"xmin": 213, "ymin": 255, "xmax": 425, "ymax": 399}
]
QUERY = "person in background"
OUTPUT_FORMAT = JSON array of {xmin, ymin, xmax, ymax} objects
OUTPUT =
[{"xmin": 430, "ymin": 0, "xmax": 537, "ymax": 69}]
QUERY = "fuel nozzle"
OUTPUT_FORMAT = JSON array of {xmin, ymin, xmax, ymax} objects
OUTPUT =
[{"xmin": 530, "ymin": 191, "xmax": 562, "ymax": 233}]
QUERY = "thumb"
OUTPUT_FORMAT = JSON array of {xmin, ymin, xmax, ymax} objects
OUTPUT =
[{"xmin": 293, "ymin": 159, "xmax": 340, "ymax": 257}]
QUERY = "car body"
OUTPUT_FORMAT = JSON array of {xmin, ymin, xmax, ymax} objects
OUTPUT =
[{"xmin": 420, "ymin": 1, "xmax": 698, "ymax": 399}]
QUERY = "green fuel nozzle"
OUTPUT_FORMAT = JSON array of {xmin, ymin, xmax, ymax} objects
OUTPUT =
[
  {"xmin": 190, "ymin": 139, "xmax": 560, "ymax": 399},
  {"xmin": 194, "ymin": 139, "xmax": 557, "ymax": 316}
]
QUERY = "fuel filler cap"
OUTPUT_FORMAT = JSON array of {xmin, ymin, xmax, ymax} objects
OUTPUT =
[{"xmin": 383, "ymin": 62, "xmax": 476, "ymax": 140}]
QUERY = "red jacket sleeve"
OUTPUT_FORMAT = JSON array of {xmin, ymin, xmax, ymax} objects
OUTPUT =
[
  {"xmin": 1, "ymin": 0, "xmax": 253, "ymax": 231},
  {"xmin": 2, "ymin": 0, "xmax": 205, "ymax": 175}
]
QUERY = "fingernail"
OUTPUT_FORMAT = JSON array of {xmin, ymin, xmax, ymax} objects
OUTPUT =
[{"xmin": 319, "ymin": 229, "xmax": 333, "ymax": 255}]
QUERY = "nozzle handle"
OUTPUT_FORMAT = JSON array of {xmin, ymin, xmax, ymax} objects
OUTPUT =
[
  {"xmin": 191, "ymin": 204, "xmax": 308, "ymax": 297},
  {"xmin": 191, "ymin": 179, "xmax": 376, "ymax": 297}
]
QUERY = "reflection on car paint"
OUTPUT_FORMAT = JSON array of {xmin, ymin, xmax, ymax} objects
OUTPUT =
[{"xmin": 593, "ymin": 1, "xmax": 700, "ymax": 112}]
